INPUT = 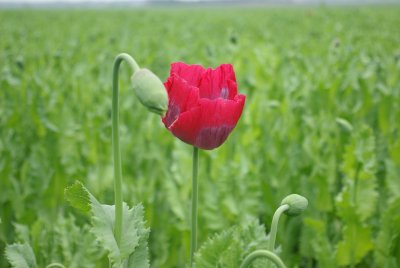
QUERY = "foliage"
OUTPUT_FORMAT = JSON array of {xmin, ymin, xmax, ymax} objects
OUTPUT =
[
  {"xmin": 5, "ymin": 243, "xmax": 37, "ymax": 268},
  {"xmin": 65, "ymin": 181, "xmax": 150, "ymax": 267},
  {"xmin": 4, "ymin": 216, "xmax": 102, "ymax": 268},
  {"xmin": 194, "ymin": 219, "xmax": 270, "ymax": 268},
  {"xmin": 1, "ymin": 6, "xmax": 399, "ymax": 267}
]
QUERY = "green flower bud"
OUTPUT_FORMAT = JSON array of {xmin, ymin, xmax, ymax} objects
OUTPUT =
[
  {"xmin": 131, "ymin": 68, "xmax": 168, "ymax": 116},
  {"xmin": 280, "ymin": 194, "xmax": 308, "ymax": 216}
]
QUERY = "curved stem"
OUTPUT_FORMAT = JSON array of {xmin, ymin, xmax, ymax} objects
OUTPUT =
[
  {"xmin": 112, "ymin": 53, "xmax": 140, "ymax": 246},
  {"xmin": 266, "ymin": 204, "xmax": 289, "ymax": 268},
  {"xmin": 268, "ymin": 204, "xmax": 289, "ymax": 252},
  {"xmin": 190, "ymin": 146, "xmax": 199, "ymax": 266},
  {"xmin": 240, "ymin": 250, "xmax": 286, "ymax": 268},
  {"xmin": 45, "ymin": 263, "xmax": 66, "ymax": 268}
]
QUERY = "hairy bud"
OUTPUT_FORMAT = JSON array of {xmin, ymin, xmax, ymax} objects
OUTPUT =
[
  {"xmin": 131, "ymin": 68, "xmax": 168, "ymax": 116},
  {"xmin": 281, "ymin": 194, "xmax": 308, "ymax": 216}
]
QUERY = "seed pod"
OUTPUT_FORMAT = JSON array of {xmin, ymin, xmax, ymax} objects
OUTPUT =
[
  {"xmin": 131, "ymin": 68, "xmax": 168, "ymax": 116},
  {"xmin": 281, "ymin": 194, "xmax": 308, "ymax": 216}
]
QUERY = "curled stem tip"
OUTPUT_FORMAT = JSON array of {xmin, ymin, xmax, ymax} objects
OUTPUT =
[
  {"xmin": 268, "ymin": 204, "xmax": 289, "ymax": 251},
  {"xmin": 45, "ymin": 263, "xmax": 66, "ymax": 268},
  {"xmin": 240, "ymin": 250, "xmax": 287, "ymax": 268},
  {"xmin": 112, "ymin": 53, "xmax": 141, "ymax": 246},
  {"xmin": 111, "ymin": 52, "xmax": 168, "ymax": 247}
]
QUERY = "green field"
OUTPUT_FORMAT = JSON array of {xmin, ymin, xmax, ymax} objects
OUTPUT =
[{"xmin": 1, "ymin": 6, "xmax": 400, "ymax": 267}]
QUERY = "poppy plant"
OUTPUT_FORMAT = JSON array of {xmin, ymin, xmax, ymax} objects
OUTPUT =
[
  {"xmin": 162, "ymin": 62, "xmax": 245, "ymax": 266},
  {"xmin": 162, "ymin": 62, "xmax": 246, "ymax": 150}
]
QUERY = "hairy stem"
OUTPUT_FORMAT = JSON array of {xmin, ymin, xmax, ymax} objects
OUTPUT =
[
  {"xmin": 268, "ymin": 204, "xmax": 289, "ymax": 252},
  {"xmin": 112, "ymin": 53, "xmax": 140, "ymax": 246},
  {"xmin": 266, "ymin": 204, "xmax": 289, "ymax": 267},
  {"xmin": 190, "ymin": 146, "xmax": 199, "ymax": 266},
  {"xmin": 240, "ymin": 250, "xmax": 287, "ymax": 268}
]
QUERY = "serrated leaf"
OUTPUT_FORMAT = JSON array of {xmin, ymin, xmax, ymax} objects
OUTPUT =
[
  {"xmin": 194, "ymin": 228, "xmax": 235, "ymax": 268},
  {"xmin": 90, "ymin": 198, "xmax": 137, "ymax": 267},
  {"xmin": 127, "ymin": 233, "xmax": 150, "ymax": 268},
  {"xmin": 5, "ymin": 243, "xmax": 37, "ymax": 268},
  {"xmin": 355, "ymin": 178, "xmax": 378, "ymax": 221},
  {"xmin": 386, "ymin": 159, "xmax": 400, "ymax": 201},
  {"xmin": 64, "ymin": 181, "xmax": 91, "ymax": 213},
  {"xmin": 336, "ymin": 222, "xmax": 373, "ymax": 266},
  {"xmin": 65, "ymin": 182, "xmax": 150, "ymax": 267},
  {"xmin": 90, "ymin": 193, "xmax": 149, "ymax": 267},
  {"xmin": 341, "ymin": 126, "xmax": 376, "ymax": 181},
  {"xmin": 302, "ymin": 218, "xmax": 335, "ymax": 268},
  {"xmin": 374, "ymin": 198, "xmax": 400, "ymax": 267},
  {"xmin": 194, "ymin": 219, "xmax": 270, "ymax": 268},
  {"xmin": 338, "ymin": 125, "xmax": 377, "ymax": 221},
  {"xmin": 126, "ymin": 204, "xmax": 150, "ymax": 268},
  {"xmin": 14, "ymin": 223, "xmax": 30, "ymax": 243}
]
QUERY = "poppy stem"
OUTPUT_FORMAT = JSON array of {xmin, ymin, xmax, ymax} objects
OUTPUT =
[
  {"xmin": 267, "ymin": 204, "xmax": 289, "ymax": 268},
  {"xmin": 190, "ymin": 146, "xmax": 199, "ymax": 266},
  {"xmin": 45, "ymin": 263, "xmax": 66, "ymax": 268},
  {"xmin": 112, "ymin": 53, "xmax": 140, "ymax": 247},
  {"xmin": 240, "ymin": 250, "xmax": 287, "ymax": 268},
  {"xmin": 240, "ymin": 204, "xmax": 289, "ymax": 268}
]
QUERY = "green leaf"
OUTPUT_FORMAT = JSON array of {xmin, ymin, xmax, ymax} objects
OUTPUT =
[
  {"xmin": 91, "ymin": 199, "xmax": 150, "ymax": 268},
  {"xmin": 64, "ymin": 181, "xmax": 91, "ymax": 213},
  {"xmin": 66, "ymin": 182, "xmax": 150, "ymax": 267},
  {"xmin": 6, "ymin": 215, "xmax": 102, "ymax": 268},
  {"xmin": 338, "ymin": 125, "xmax": 377, "ymax": 221},
  {"xmin": 194, "ymin": 219, "xmax": 269, "ymax": 268},
  {"xmin": 335, "ymin": 117, "xmax": 353, "ymax": 132},
  {"xmin": 334, "ymin": 125, "xmax": 377, "ymax": 266},
  {"xmin": 194, "ymin": 228, "xmax": 235, "ymax": 268},
  {"xmin": 126, "ymin": 203, "xmax": 150, "ymax": 268},
  {"xmin": 374, "ymin": 198, "xmax": 400, "ymax": 267},
  {"xmin": 302, "ymin": 218, "xmax": 335, "ymax": 268},
  {"xmin": 336, "ymin": 222, "xmax": 373, "ymax": 266},
  {"xmin": 5, "ymin": 243, "xmax": 37, "ymax": 268},
  {"xmin": 14, "ymin": 223, "xmax": 30, "ymax": 243},
  {"xmin": 386, "ymin": 159, "xmax": 400, "ymax": 202},
  {"xmin": 127, "ymin": 230, "xmax": 150, "ymax": 268}
]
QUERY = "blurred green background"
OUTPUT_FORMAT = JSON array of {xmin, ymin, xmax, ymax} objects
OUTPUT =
[{"xmin": 0, "ymin": 5, "xmax": 400, "ymax": 267}]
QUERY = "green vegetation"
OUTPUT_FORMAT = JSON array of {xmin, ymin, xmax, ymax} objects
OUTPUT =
[{"xmin": 1, "ymin": 6, "xmax": 400, "ymax": 267}]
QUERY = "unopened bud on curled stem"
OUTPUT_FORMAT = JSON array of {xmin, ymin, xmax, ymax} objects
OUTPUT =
[
  {"xmin": 280, "ymin": 194, "xmax": 308, "ymax": 216},
  {"xmin": 131, "ymin": 68, "xmax": 168, "ymax": 116}
]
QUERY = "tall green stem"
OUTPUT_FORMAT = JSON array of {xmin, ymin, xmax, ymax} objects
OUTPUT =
[
  {"xmin": 190, "ymin": 146, "xmax": 199, "ymax": 266},
  {"xmin": 240, "ymin": 250, "xmax": 287, "ymax": 268},
  {"xmin": 112, "ymin": 53, "xmax": 140, "ymax": 246}
]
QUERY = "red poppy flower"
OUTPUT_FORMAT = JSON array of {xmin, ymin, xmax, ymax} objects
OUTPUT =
[{"xmin": 162, "ymin": 62, "xmax": 246, "ymax": 150}]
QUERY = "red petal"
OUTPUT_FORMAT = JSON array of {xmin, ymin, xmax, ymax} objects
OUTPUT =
[
  {"xmin": 169, "ymin": 94, "xmax": 245, "ymax": 150},
  {"xmin": 227, "ymin": 79, "xmax": 238, "ymax": 100},
  {"xmin": 162, "ymin": 74, "xmax": 199, "ymax": 128},
  {"xmin": 170, "ymin": 62, "xmax": 206, "ymax": 87},
  {"xmin": 199, "ymin": 64, "xmax": 237, "ymax": 100}
]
